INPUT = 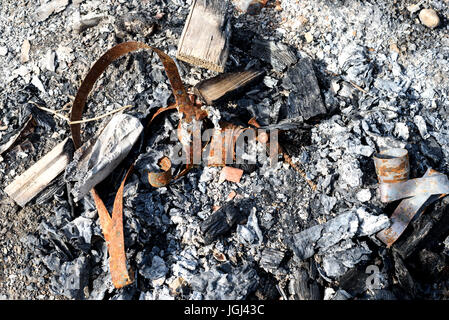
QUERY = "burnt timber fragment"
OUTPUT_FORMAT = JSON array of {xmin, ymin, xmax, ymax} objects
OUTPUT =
[
  {"xmin": 200, "ymin": 202, "xmax": 246, "ymax": 244},
  {"xmin": 250, "ymin": 39, "xmax": 297, "ymax": 72},
  {"xmin": 194, "ymin": 69, "xmax": 264, "ymax": 105},
  {"xmin": 5, "ymin": 138, "xmax": 73, "ymax": 207},
  {"xmin": 294, "ymin": 267, "xmax": 321, "ymax": 300},
  {"xmin": 281, "ymin": 57, "xmax": 328, "ymax": 121},
  {"xmin": 176, "ymin": 0, "xmax": 231, "ymax": 72}
]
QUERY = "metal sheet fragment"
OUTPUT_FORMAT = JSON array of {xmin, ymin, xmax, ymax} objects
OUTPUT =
[
  {"xmin": 70, "ymin": 41, "xmax": 201, "ymax": 289},
  {"xmin": 374, "ymin": 149, "xmax": 449, "ymax": 247}
]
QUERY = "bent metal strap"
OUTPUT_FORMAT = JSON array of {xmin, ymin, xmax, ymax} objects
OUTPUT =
[{"xmin": 70, "ymin": 41, "xmax": 194, "ymax": 289}]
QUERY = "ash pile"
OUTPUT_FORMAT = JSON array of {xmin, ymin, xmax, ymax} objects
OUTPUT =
[{"xmin": 1, "ymin": 0, "xmax": 449, "ymax": 300}]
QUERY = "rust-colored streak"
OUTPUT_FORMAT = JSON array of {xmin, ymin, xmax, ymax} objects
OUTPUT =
[{"xmin": 70, "ymin": 41, "xmax": 198, "ymax": 289}]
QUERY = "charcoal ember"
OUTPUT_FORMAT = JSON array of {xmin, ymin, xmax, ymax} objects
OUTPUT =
[
  {"xmin": 337, "ymin": 264, "xmax": 373, "ymax": 297},
  {"xmin": 294, "ymin": 268, "xmax": 321, "ymax": 300},
  {"xmin": 247, "ymin": 98, "xmax": 282, "ymax": 126},
  {"xmin": 189, "ymin": 264, "xmax": 259, "ymax": 300},
  {"xmin": 392, "ymin": 251, "xmax": 417, "ymax": 298},
  {"xmin": 280, "ymin": 57, "xmax": 327, "ymax": 121},
  {"xmin": 254, "ymin": 273, "xmax": 280, "ymax": 300},
  {"xmin": 200, "ymin": 202, "xmax": 246, "ymax": 244},
  {"xmin": 34, "ymin": 176, "xmax": 66, "ymax": 205},
  {"xmin": 416, "ymin": 249, "xmax": 448, "ymax": 281},
  {"xmin": 250, "ymin": 39, "xmax": 297, "ymax": 72},
  {"xmin": 21, "ymin": 102, "xmax": 56, "ymax": 131},
  {"xmin": 320, "ymin": 240, "xmax": 371, "ymax": 279},
  {"xmin": 61, "ymin": 216, "xmax": 93, "ymax": 253},
  {"xmin": 279, "ymin": 128, "xmax": 312, "ymax": 158},
  {"xmin": 395, "ymin": 197, "xmax": 449, "ymax": 259},
  {"xmin": 259, "ymin": 248, "xmax": 284, "ymax": 272},
  {"xmin": 50, "ymin": 256, "xmax": 90, "ymax": 300},
  {"xmin": 65, "ymin": 114, "xmax": 143, "ymax": 202},
  {"xmin": 39, "ymin": 222, "xmax": 74, "ymax": 261},
  {"xmin": 140, "ymin": 255, "xmax": 168, "ymax": 280},
  {"xmin": 287, "ymin": 208, "xmax": 389, "ymax": 261}
]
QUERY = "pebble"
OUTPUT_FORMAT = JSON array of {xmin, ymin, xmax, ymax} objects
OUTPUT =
[
  {"xmin": 356, "ymin": 189, "xmax": 371, "ymax": 202},
  {"xmin": 21, "ymin": 40, "xmax": 30, "ymax": 63},
  {"xmin": 44, "ymin": 50, "xmax": 56, "ymax": 72},
  {"xmin": 0, "ymin": 46, "xmax": 8, "ymax": 56},
  {"xmin": 419, "ymin": 9, "xmax": 440, "ymax": 29},
  {"xmin": 304, "ymin": 32, "xmax": 313, "ymax": 43}
]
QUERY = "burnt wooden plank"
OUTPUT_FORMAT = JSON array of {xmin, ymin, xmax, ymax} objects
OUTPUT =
[
  {"xmin": 250, "ymin": 39, "xmax": 297, "ymax": 72},
  {"xmin": 4, "ymin": 138, "xmax": 72, "ymax": 207},
  {"xmin": 281, "ymin": 57, "xmax": 328, "ymax": 121},
  {"xmin": 177, "ymin": 0, "xmax": 231, "ymax": 72},
  {"xmin": 194, "ymin": 69, "xmax": 264, "ymax": 105}
]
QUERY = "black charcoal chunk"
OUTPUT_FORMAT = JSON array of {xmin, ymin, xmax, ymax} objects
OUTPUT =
[
  {"xmin": 281, "ymin": 57, "xmax": 327, "ymax": 121},
  {"xmin": 250, "ymin": 39, "xmax": 297, "ymax": 72},
  {"xmin": 200, "ymin": 203, "xmax": 246, "ymax": 244},
  {"xmin": 294, "ymin": 268, "xmax": 321, "ymax": 300}
]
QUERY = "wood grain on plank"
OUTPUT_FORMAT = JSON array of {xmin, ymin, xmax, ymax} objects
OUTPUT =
[
  {"xmin": 177, "ymin": 0, "xmax": 231, "ymax": 72},
  {"xmin": 5, "ymin": 138, "xmax": 71, "ymax": 207}
]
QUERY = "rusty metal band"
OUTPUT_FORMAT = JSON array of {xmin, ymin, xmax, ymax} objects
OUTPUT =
[
  {"xmin": 373, "ymin": 148, "xmax": 409, "ymax": 184},
  {"xmin": 376, "ymin": 168, "xmax": 447, "ymax": 247},
  {"xmin": 374, "ymin": 149, "xmax": 449, "ymax": 247},
  {"xmin": 70, "ymin": 41, "xmax": 195, "ymax": 289},
  {"xmin": 379, "ymin": 174, "xmax": 449, "ymax": 202}
]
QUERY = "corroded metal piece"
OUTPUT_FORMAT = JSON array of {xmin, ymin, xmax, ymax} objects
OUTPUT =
[
  {"xmin": 374, "ymin": 149, "xmax": 449, "ymax": 247},
  {"xmin": 70, "ymin": 41, "xmax": 201, "ymax": 289},
  {"xmin": 373, "ymin": 148, "xmax": 409, "ymax": 184},
  {"xmin": 148, "ymin": 157, "xmax": 172, "ymax": 188}
]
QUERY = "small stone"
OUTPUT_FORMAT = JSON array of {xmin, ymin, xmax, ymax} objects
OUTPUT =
[
  {"xmin": 21, "ymin": 40, "xmax": 30, "ymax": 63},
  {"xmin": 31, "ymin": 76, "xmax": 45, "ymax": 93},
  {"xmin": 0, "ymin": 46, "xmax": 8, "ymax": 56},
  {"xmin": 44, "ymin": 50, "xmax": 56, "ymax": 72},
  {"xmin": 304, "ymin": 32, "xmax": 313, "ymax": 43},
  {"xmin": 419, "ymin": 9, "xmax": 440, "ymax": 29},
  {"xmin": 407, "ymin": 4, "xmax": 420, "ymax": 14},
  {"xmin": 356, "ymin": 189, "xmax": 371, "ymax": 202}
]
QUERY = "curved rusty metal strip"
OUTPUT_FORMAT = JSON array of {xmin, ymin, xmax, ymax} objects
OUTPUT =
[
  {"xmin": 377, "ymin": 168, "xmax": 448, "ymax": 247},
  {"xmin": 374, "ymin": 149, "xmax": 449, "ymax": 247},
  {"xmin": 70, "ymin": 41, "xmax": 197, "ymax": 289},
  {"xmin": 71, "ymin": 41, "xmax": 191, "ymax": 149}
]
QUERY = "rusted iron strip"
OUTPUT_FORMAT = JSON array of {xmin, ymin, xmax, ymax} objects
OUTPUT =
[
  {"xmin": 376, "ymin": 169, "xmax": 445, "ymax": 247},
  {"xmin": 70, "ymin": 41, "xmax": 200, "ymax": 288},
  {"xmin": 374, "ymin": 149, "xmax": 449, "ymax": 247},
  {"xmin": 379, "ymin": 174, "xmax": 449, "ymax": 202}
]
